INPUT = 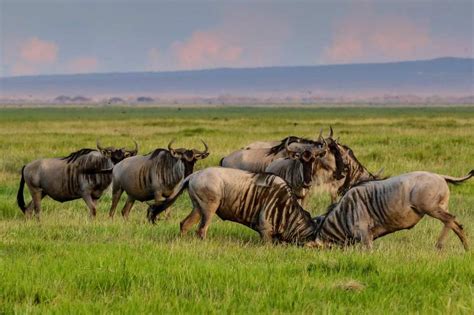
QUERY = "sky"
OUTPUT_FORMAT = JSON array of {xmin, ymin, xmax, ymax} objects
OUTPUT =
[{"xmin": 0, "ymin": 0, "xmax": 473, "ymax": 77}]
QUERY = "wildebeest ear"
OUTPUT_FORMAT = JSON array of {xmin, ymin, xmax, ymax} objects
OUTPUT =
[{"xmin": 196, "ymin": 152, "xmax": 210, "ymax": 159}]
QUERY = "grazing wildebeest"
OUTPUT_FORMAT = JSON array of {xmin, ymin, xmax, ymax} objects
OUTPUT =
[
  {"xmin": 177, "ymin": 167, "xmax": 317, "ymax": 244},
  {"xmin": 310, "ymin": 171, "xmax": 473, "ymax": 251},
  {"xmin": 16, "ymin": 141, "xmax": 138, "ymax": 218},
  {"xmin": 220, "ymin": 136, "xmax": 322, "ymax": 173},
  {"xmin": 108, "ymin": 140, "xmax": 209, "ymax": 223},
  {"xmin": 265, "ymin": 138, "xmax": 328, "ymax": 205}
]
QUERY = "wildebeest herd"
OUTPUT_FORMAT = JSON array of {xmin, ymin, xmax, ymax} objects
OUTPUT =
[{"xmin": 17, "ymin": 128, "xmax": 472, "ymax": 251}]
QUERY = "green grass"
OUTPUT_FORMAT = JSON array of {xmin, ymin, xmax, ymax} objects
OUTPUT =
[{"xmin": 0, "ymin": 106, "xmax": 473, "ymax": 314}]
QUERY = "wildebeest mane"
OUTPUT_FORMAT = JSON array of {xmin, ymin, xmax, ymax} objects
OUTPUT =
[
  {"xmin": 148, "ymin": 148, "xmax": 169, "ymax": 160},
  {"xmin": 341, "ymin": 176, "xmax": 388, "ymax": 193},
  {"xmin": 267, "ymin": 136, "xmax": 318, "ymax": 156},
  {"xmin": 61, "ymin": 148, "xmax": 97, "ymax": 164},
  {"xmin": 328, "ymin": 142, "xmax": 345, "ymax": 180},
  {"xmin": 336, "ymin": 143, "xmax": 380, "ymax": 195}
]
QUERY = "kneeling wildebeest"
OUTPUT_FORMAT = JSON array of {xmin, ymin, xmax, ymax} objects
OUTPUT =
[
  {"xmin": 310, "ymin": 170, "xmax": 473, "ymax": 251},
  {"xmin": 17, "ymin": 140, "xmax": 138, "ymax": 218},
  {"xmin": 109, "ymin": 140, "xmax": 209, "ymax": 223},
  {"xmin": 167, "ymin": 167, "xmax": 319, "ymax": 243}
]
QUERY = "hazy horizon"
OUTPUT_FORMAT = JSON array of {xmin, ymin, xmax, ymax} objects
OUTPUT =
[{"xmin": 1, "ymin": 0, "xmax": 473, "ymax": 78}]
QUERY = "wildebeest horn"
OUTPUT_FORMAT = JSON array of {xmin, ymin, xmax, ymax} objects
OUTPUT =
[
  {"xmin": 198, "ymin": 139, "xmax": 209, "ymax": 154},
  {"xmin": 317, "ymin": 128, "xmax": 323, "ymax": 142},
  {"xmin": 168, "ymin": 139, "xmax": 176, "ymax": 152},
  {"xmin": 128, "ymin": 140, "xmax": 139, "ymax": 153},
  {"xmin": 328, "ymin": 126, "xmax": 334, "ymax": 138},
  {"xmin": 285, "ymin": 138, "xmax": 298, "ymax": 159},
  {"xmin": 96, "ymin": 139, "xmax": 104, "ymax": 151}
]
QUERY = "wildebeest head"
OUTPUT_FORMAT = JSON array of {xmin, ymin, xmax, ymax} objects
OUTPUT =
[
  {"xmin": 168, "ymin": 139, "xmax": 210, "ymax": 175},
  {"xmin": 285, "ymin": 137, "xmax": 328, "ymax": 188},
  {"xmin": 97, "ymin": 140, "xmax": 139, "ymax": 164}
]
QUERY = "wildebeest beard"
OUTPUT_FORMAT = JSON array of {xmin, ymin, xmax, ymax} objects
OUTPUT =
[{"xmin": 328, "ymin": 142, "xmax": 346, "ymax": 181}]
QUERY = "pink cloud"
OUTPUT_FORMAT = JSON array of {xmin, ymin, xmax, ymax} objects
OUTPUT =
[
  {"xmin": 147, "ymin": 9, "xmax": 291, "ymax": 71},
  {"xmin": 323, "ymin": 16, "xmax": 432, "ymax": 63},
  {"xmin": 67, "ymin": 57, "xmax": 99, "ymax": 73},
  {"xmin": 19, "ymin": 37, "xmax": 58, "ymax": 65},
  {"xmin": 171, "ymin": 31, "xmax": 243, "ymax": 69},
  {"xmin": 321, "ymin": 12, "xmax": 471, "ymax": 63}
]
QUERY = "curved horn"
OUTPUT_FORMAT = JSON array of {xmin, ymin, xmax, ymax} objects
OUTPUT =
[
  {"xmin": 285, "ymin": 138, "xmax": 298, "ymax": 158},
  {"xmin": 328, "ymin": 126, "xmax": 334, "ymax": 138},
  {"xmin": 96, "ymin": 139, "xmax": 104, "ymax": 151},
  {"xmin": 200, "ymin": 139, "xmax": 209, "ymax": 154},
  {"xmin": 285, "ymin": 137, "xmax": 292, "ymax": 152},
  {"xmin": 129, "ymin": 139, "xmax": 139, "ymax": 153},
  {"xmin": 167, "ymin": 139, "xmax": 176, "ymax": 152},
  {"xmin": 317, "ymin": 128, "xmax": 323, "ymax": 142}
]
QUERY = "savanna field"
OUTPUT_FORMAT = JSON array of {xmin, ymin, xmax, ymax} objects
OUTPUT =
[{"xmin": 0, "ymin": 106, "xmax": 473, "ymax": 314}]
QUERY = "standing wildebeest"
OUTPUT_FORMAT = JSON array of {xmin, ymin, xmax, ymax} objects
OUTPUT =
[
  {"xmin": 108, "ymin": 140, "xmax": 209, "ymax": 223},
  {"xmin": 220, "ymin": 136, "xmax": 322, "ymax": 173},
  {"xmin": 310, "ymin": 171, "xmax": 473, "ymax": 251},
  {"xmin": 178, "ymin": 167, "xmax": 318, "ymax": 244},
  {"xmin": 265, "ymin": 138, "xmax": 328, "ymax": 205},
  {"xmin": 17, "ymin": 141, "xmax": 138, "ymax": 218}
]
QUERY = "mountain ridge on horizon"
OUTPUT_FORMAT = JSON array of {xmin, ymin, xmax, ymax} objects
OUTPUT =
[{"xmin": 1, "ymin": 57, "xmax": 473, "ymax": 99}]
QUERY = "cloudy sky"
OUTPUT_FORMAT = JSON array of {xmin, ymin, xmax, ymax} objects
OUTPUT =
[{"xmin": 1, "ymin": 0, "xmax": 472, "ymax": 77}]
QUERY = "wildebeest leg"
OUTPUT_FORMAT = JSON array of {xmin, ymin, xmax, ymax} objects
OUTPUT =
[
  {"xmin": 359, "ymin": 227, "xmax": 373, "ymax": 250},
  {"xmin": 154, "ymin": 194, "xmax": 171, "ymax": 221},
  {"xmin": 257, "ymin": 212, "xmax": 273, "ymax": 243},
  {"xmin": 109, "ymin": 185, "xmax": 124, "ymax": 218},
  {"xmin": 121, "ymin": 196, "xmax": 136, "ymax": 219},
  {"xmin": 196, "ymin": 203, "xmax": 217, "ymax": 240},
  {"xmin": 428, "ymin": 208, "xmax": 469, "ymax": 251},
  {"xmin": 82, "ymin": 194, "xmax": 97, "ymax": 218},
  {"xmin": 180, "ymin": 208, "xmax": 201, "ymax": 235},
  {"xmin": 24, "ymin": 201, "xmax": 34, "ymax": 219},
  {"xmin": 30, "ymin": 189, "xmax": 43, "ymax": 220}
]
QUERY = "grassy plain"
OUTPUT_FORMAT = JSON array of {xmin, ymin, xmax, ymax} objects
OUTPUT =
[{"xmin": 0, "ymin": 106, "xmax": 473, "ymax": 314}]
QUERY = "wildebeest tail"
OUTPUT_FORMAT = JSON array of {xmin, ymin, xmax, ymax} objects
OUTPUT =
[
  {"xmin": 442, "ymin": 170, "xmax": 474, "ymax": 185},
  {"xmin": 17, "ymin": 166, "xmax": 27, "ymax": 213},
  {"xmin": 147, "ymin": 174, "xmax": 193, "ymax": 223}
]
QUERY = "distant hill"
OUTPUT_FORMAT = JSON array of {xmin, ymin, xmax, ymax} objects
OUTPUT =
[{"xmin": 0, "ymin": 57, "xmax": 473, "ymax": 100}]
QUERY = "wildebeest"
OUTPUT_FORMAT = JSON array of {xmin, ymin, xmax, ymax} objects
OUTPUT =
[
  {"xmin": 220, "ymin": 136, "xmax": 322, "ymax": 173},
  {"xmin": 17, "ymin": 140, "xmax": 138, "ymax": 218},
  {"xmin": 177, "ymin": 167, "xmax": 317, "ymax": 244},
  {"xmin": 314, "ymin": 129, "xmax": 381, "ymax": 202},
  {"xmin": 265, "ymin": 138, "xmax": 328, "ymax": 205},
  {"xmin": 310, "ymin": 170, "xmax": 473, "ymax": 251},
  {"xmin": 108, "ymin": 140, "xmax": 209, "ymax": 223}
]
